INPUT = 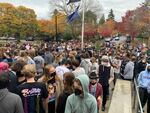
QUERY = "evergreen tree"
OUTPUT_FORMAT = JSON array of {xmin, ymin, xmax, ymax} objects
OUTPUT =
[
  {"xmin": 99, "ymin": 14, "xmax": 105, "ymax": 25},
  {"xmin": 108, "ymin": 9, "xmax": 114, "ymax": 20},
  {"xmin": 84, "ymin": 10, "xmax": 97, "ymax": 24}
]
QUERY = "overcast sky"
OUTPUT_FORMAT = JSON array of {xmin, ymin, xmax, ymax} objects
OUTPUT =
[{"xmin": 0, "ymin": 0, "xmax": 145, "ymax": 22}]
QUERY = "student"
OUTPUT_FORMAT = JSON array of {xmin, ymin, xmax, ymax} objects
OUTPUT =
[
  {"xmin": 138, "ymin": 64, "xmax": 150, "ymax": 113},
  {"xmin": 72, "ymin": 59, "xmax": 85, "ymax": 77},
  {"xmin": 17, "ymin": 64, "xmax": 48, "ymax": 113},
  {"xmin": 65, "ymin": 74, "xmax": 97, "ymax": 113},
  {"xmin": 89, "ymin": 72, "xmax": 103, "ymax": 111},
  {"xmin": 56, "ymin": 72, "xmax": 75, "ymax": 113},
  {"xmin": 98, "ymin": 55, "xmax": 114, "ymax": 111},
  {"xmin": 0, "ymin": 71, "xmax": 24, "ymax": 113},
  {"xmin": 38, "ymin": 65, "xmax": 63, "ymax": 113},
  {"xmin": 0, "ymin": 62, "xmax": 18, "ymax": 94}
]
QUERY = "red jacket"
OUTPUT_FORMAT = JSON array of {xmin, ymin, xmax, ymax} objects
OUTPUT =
[{"xmin": 89, "ymin": 83, "xmax": 103, "ymax": 99}]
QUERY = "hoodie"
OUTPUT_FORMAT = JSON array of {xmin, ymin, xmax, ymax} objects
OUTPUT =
[
  {"xmin": 65, "ymin": 74, "xmax": 97, "ymax": 113},
  {"xmin": 80, "ymin": 59, "xmax": 92, "ymax": 75},
  {"xmin": 0, "ymin": 88, "xmax": 24, "ymax": 113},
  {"xmin": 138, "ymin": 64, "xmax": 150, "ymax": 88},
  {"xmin": 123, "ymin": 61, "xmax": 134, "ymax": 79}
]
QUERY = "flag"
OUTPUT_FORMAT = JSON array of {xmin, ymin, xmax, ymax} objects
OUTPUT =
[
  {"xmin": 67, "ymin": 0, "xmax": 81, "ymax": 5},
  {"xmin": 67, "ymin": 6, "xmax": 80, "ymax": 23}
]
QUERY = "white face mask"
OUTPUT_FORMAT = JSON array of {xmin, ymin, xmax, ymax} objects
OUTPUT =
[{"xmin": 101, "ymin": 61, "xmax": 110, "ymax": 67}]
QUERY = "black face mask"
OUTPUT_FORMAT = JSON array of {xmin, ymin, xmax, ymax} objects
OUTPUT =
[
  {"xmin": 147, "ymin": 68, "xmax": 150, "ymax": 72},
  {"xmin": 74, "ymin": 88, "xmax": 82, "ymax": 96},
  {"xmin": 16, "ymin": 71, "xmax": 24, "ymax": 77},
  {"xmin": 90, "ymin": 82, "xmax": 97, "ymax": 85},
  {"xmin": 47, "ymin": 77, "xmax": 55, "ymax": 84},
  {"xmin": 49, "ymin": 71, "xmax": 56, "ymax": 77}
]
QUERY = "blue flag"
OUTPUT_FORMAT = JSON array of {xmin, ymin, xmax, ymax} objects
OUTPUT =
[
  {"xmin": 67, "ymin": 6, "xmax": 80, "ymax": 23},
  {"xmin": 67, "ymin": 0, "xmax": 81, "ymax": 5}
]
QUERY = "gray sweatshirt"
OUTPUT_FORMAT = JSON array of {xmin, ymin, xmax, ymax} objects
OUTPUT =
[
  {"xmin": 123, "ymin": 61, "xmax": 134, "ymax": 80},
  {"xmin": 0, "ymin": 88, "xmax": 24, "ymax": 113}
]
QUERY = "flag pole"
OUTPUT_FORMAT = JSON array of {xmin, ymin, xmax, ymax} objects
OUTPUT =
[{"xmin": 81, "ymin": 0, "xmax": 85, "ymax": 50}]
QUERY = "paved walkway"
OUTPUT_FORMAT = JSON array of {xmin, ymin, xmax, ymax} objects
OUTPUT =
[
  {"xmin": 100, "ymin": 80, "xmax": 132, "ymax": 113},
  {"xmin": 108, "ymin": 80, "xmax": 132, "ymax": 113},
  {"xmin": 100, "ymin": 82, "xmax": 114, "ymax": 113}
]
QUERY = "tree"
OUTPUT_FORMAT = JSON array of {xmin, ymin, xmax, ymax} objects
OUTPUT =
[
  {"xmin": 84, "ymin": 10, "xmax": 97, "ymax": 24},
  {"xmin": 49, "ymin": 0, "xmax": 103, "ymax": 38},
  {"xmin": 108, "ymin": 9, "xmax": 114, "ymax": 20},
  {"xmin": 0, "ymin": 3, "xmax": 16, "ymax": 36},
  {"xmin": 16, "ymin": 6, "xmax": 38, "ymax": 38},
  {"xmin": 117, "ymin": 2, "xmax": 150, "ymax": 39},
  {"xmin": 38, "ymin": 10, "xmax": 67, "ymax": 39},
  {"xmin": 50, "ymin": 10, "xmax": 67, "ymax": 35},
  {"xmin": 98, "ymin": 19, "xmax": 117, "ymax": 37},
  {"xmin": 99, "ymin": 14, "xmax": 105, "ymax": 25},
  {"xmin": 49, "ymin": 0, "xmax": 103, "ymax": 18},
  {"xmin": 0, "ymin": 3, "xmax": 38, "ymax": 39}
]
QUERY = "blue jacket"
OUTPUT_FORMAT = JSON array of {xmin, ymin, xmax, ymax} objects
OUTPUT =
[{"xmin": 138, "ymin": 64, "xmax": 150, "ymax": 88}]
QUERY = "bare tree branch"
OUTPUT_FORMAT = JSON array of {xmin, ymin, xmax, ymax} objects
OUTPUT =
[{"xmin": 49, "ymin": 0, "xmax": 103, "ymax": 19}]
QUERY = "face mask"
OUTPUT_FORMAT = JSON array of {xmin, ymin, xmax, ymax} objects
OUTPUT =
[
  {"xmin": 49, "ymin": 71, "xmax": 56, "ymax": 77},
  {"xmin": 147, "ymin": 68, "xmax": 150, "ymax": 72},
  {"xmin": 47, "ymin": 78, "xmax": 55, "ymax": 84},
  {"xmin": 90, "ymin": 82, "xmax": 97, "ymax": 85},
  {"xmin": 16, "ymin": 71, "xmax": 24, "ymax": 77},
  {"xmin": 74, "ymin": 88, "xmax": 82, "ymax": 96}
]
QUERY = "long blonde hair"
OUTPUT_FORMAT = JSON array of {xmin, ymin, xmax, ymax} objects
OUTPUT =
[{"xmin": 43, "ymin": 65, "xmax": 61, "ymax": 83}]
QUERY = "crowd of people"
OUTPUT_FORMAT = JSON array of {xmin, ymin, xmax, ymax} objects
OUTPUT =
[{"xmin": 0, "ymin": 39, "xmax": 150, "ymax": 113}]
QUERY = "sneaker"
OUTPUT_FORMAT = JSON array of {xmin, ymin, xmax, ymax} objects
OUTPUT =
[
  {"xmin": 102, "ymin": 106, "xmax": 105, "ymax": 111},
  {"xmin": 137, "ymin": 109, "xmax": 144, "ymax": 113},
  {"xmin": 112, "ymin": 88, "xmax": 114, "ymax": 91},
  {"xmin": 137, "ymin": 110, "xmax": 141, "ymax": 113}
]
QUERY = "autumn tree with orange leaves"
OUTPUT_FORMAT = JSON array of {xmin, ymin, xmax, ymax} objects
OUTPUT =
[
  {"xmin": 117, "ymin": 1, "xmax": 150, "ymax": 39},
  {"xmin": 0, "ymin": 3, "xmax": 38, "ymax": 39},
  {"xmin": 37, "ymin": 10, "xmax": 67, "ymax": 39},
  {"xmin": 98, "ymin": 19, "xmax": 117, "ymax": 37}
]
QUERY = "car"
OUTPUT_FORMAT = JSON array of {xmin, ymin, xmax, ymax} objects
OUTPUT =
[
  {"xmin": 114, "ymin": 37, "xmax": 119, "ymax": 41},
  {"xmin": 105, "ymin": 38, "xmax": 112, "ymax": 42},
  {"xmin": 26, "ymin": 37, "xmax": 34, "ymax": 41},
  {"xmin": 8, "ymin": 37, "xmax": 16, "ymax": 40}
]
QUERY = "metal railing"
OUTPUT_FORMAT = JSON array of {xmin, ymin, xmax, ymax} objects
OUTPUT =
[{"xmin": 132, "ymin": 78, "xmax": 143, "ymax": 113}]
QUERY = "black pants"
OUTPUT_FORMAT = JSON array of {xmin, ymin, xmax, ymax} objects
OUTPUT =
[
  {"xmin": 139, "ymin": 87, "xmax": 148, "ymax": 110},
  {"xmin": 148, "ymin": 94, "xmax": 150, "ymax": 113},
  {"xmin": 102, "ymin": 85, "xmax": 109, "ymax": 107},
  {"xmin": 48, "ymin": 100, "xmax": 55, "ymax": 113}
]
